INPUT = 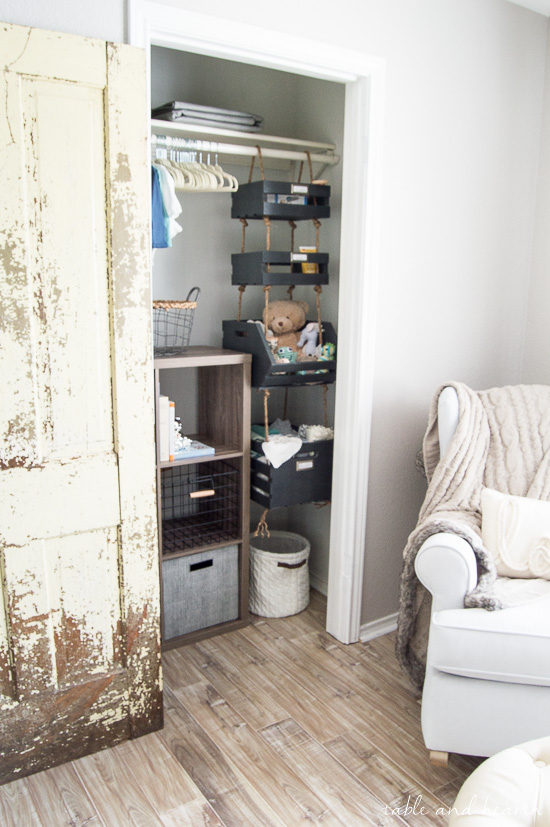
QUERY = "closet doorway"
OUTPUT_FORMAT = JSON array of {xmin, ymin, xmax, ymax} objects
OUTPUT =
[{"xmin": 129, "ymin": 3, "xmax": 385, "ymax": 644}]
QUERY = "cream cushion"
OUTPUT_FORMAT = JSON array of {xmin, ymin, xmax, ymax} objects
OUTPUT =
[
  {"xmin": 481, "ymin": 488, "xmax": 550, "ymax": 579},
  {"xmin": 429, "ymin": 589, "xmax": 550, "ymax": 686},
  {"xmin": 449, "ymin": 735, "xmax": 550, "ymax": 825}
]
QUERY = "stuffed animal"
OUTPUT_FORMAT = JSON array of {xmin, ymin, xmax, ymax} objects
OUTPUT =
[
  {"xmin": 263, "ymin": 299, "xmax": 309, "ymax": 353},
  {"xmin": 296, "ymin": 322, "xmax": 319, "ymax": 357}
]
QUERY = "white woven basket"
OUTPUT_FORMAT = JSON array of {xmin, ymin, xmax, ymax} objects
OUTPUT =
[{"xmin": 249, "ymin": 531, "xmax": 310, "ymax": 617}]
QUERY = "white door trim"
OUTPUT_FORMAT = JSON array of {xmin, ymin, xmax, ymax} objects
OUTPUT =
[{"xmin": 128, "ymin": 1, "xmax": 385, "ymax": 644}]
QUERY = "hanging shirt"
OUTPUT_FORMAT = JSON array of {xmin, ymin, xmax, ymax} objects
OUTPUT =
[
  {"xmin": 154, "ymin": 163, "xmax": 183, "ymax": 242},
  {"xmin": 151, "ymin": 166, "xmax": 169, "ymax": 248}
]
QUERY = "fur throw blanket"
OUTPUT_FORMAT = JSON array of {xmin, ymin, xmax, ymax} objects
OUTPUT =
[{"xmin": 395, "ymin": 382, "xmax": 550, "ymax": 690}]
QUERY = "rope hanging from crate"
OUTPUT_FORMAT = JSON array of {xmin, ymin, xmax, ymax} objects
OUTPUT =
[
  {"xmin": 287, "ymin": 219, "xmax": 297, "ymax": 300},
  {"xmin": 314, "ymin": 285, "xmax": 324, "ymax": 348},
  {"xmin": 257, "ymin": 384, "xmax": 331, "ymax": 516},
  {"xmin": 236, "ymin": 147, "xmax": 325, "ymax": 343},
  {"xmin": 263, "ymin": 285, "xmax": 272, "ymax": 337},
  {"xmin": 238, "ymin": 146, "xmax": 271, "ymax": 320},
  {"xmin": 288, "ymin": 219, "xmax": 297, "ymax": 253},
  {"xmin": 298, "ymin": 151, "xmax": 321, "ymax": 252},
  {"xmin": 262, "ymin": 389, "xmax": 271, "ymax": 441},
  {"xmin": 248, "ymin": 144, "xmax": 265, "ymax": 183},
  {"xmin": 265, "ymin": 384, "xmax": 329, "ymax": 435},
  {"xmin": 254, "ymin": 508, "xmax": 270, "ymax": 538},
  {"xmin": 237, "ymin": 284, "xmax": 246, "ymax": 321}
]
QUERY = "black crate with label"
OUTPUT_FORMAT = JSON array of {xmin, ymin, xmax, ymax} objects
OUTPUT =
[
  {"xmin": 231, "ymin": 251, "xmax": 329, "ymax": 286},
  {"xmin": 250, "ymin": 430, "xmax": 333, "ymax": 508},
  {"xmin": 231, "ymin": 180, "xmax": 330, "ymax": 221}
]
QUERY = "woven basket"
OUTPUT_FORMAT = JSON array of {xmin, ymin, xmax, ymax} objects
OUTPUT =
[
  {"xmin": 153, "ymin": 287, "xmax": 200, "ymax": 355},
  {"xmin": 249, "ymin": 531, "xmax": 310, "ymax": 617}
]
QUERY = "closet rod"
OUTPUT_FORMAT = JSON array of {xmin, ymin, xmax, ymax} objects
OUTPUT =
[{"xmin": 151, "ymin": 134, "xmax": 339, "ymax": 167}]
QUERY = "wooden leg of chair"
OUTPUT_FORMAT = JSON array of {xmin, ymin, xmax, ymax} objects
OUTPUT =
[{"xmin": 429, "ymin": 750, "xmax": 449, "ymax": 768}]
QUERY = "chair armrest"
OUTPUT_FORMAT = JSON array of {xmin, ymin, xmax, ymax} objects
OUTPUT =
[{"xmin": 414, "ymin": 533, "xmax": 478, "ymax": 611}]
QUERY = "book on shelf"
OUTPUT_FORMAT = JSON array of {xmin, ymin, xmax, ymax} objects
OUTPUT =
[
  {"xmin": 158, "ymin": 395, "xmax": 170, "ymax": 462},
  {"xmin": 173, "ymin": 439, "xmax": 216, "ymax": 460},
  {"xmin": 158, "ymin": 395, "xmax": 215, "ymax": 461},
  {"xmin": 169, "ymin": 400, "xmax": 175, "ymax": 461}
]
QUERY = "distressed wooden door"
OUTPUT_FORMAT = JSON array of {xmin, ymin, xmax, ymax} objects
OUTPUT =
[{"xmin": 0, "ymin": 23, "xmax": 161, "ymax": 783}]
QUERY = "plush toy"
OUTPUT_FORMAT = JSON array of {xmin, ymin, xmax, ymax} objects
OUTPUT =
[
  {"xmin": 263, "ymin": 299, "xmax": 309, "ymax": 353},
  {"xmin": 296, "ymin": 322, "xmax": 319, "ymax": 357}
]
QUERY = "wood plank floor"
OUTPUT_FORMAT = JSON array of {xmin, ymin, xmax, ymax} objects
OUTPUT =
[{"xmin": 0, "ymin": 591, "xmax": 481, "ymax": 826}]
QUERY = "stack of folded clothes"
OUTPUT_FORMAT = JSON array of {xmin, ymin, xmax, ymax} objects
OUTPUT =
[{"xmin": 152, "ymin": 101, "xmax": 264, "ymax": 132}]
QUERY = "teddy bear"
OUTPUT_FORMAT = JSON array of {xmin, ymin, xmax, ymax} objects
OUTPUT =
[{"xmin": 263, "ymin": 299, "xmax": 309, "ymax": 354}]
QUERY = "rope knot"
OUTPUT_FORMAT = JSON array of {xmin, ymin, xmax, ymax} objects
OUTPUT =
[
  {"xmin": 253, "ymin": 509, "xmax": 270, "ymax": 538},
  {"xmin": 239, "ymin": 217, "xmax": 248, "ymax": 253},
  {"xmin": 237, "ymin": 284, "xmax": 246, "ymax": 321}
]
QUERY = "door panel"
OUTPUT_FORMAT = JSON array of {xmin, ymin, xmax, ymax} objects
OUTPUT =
[
  {"xmin": 0, "ymin": 24, "xmax": 161, "ymax": 783},
  {"xmin": 4, "ymin": 528, "xmax": 122, "ymax": 699},
  {"xmin": 22, "ymin": 78, "xmax": 113, "ymax": 463}
]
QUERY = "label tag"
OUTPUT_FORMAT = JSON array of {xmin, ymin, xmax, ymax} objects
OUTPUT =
[
  {"xmin": 291, "ymin": 253, "xmax": 307, "ymax": 261},
  {"xmin": 291, "ymin": 184, "xmax": 308, "ymax": 194},
  {"xmin": 296, "ymin": 460, "xmax": 314, "ymax": 471}
]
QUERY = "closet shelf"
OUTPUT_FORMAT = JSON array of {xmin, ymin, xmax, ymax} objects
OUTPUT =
[{"xmin": 150, "ymin": 119, "xmax": 339, "ymax": 168}]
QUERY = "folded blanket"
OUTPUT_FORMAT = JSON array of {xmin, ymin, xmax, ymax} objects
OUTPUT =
[
  {"xmin": 152, "ymin": 101, "xmax": 264, "ymax": 132},
  {"xmin": 396, "ymin": 382, "xmax": 550, "ymax": 689}
]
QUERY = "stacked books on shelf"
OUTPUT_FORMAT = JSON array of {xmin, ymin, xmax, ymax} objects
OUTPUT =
[{"xmin": 158, "ymin": 395, "xmax": 215, "ymax": 462}]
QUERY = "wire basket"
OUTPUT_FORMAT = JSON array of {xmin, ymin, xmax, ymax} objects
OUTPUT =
[
  {"xmin": 153, "ymin": 287, "xmax": 200, "ymax": 355},
  {"xmin": 160, "ymin": 460, "xmax": 240, "ymax": 554}
]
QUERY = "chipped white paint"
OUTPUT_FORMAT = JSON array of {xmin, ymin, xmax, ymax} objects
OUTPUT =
[
  {"xmin": 21, "ymin": 78, "xmax": 113, "ymax": 463},
  {"xmin": 104, "ymin": 40, "xmax": 162, "ymax": 731},
  {"xmin": 0, "ymin": 23, "xmax": 161, "ymax": 779},
  {"xmin": 0, "ymin": 455, "xmax": 121, "ymax": 547}
]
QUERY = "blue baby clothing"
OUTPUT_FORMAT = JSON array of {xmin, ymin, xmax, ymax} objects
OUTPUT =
[{"xmin": 151, "ymin": 166, "xmax": 169, "ymax": 248}]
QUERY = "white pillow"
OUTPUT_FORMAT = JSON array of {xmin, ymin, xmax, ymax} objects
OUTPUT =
[{"xmin": 481, "ymin": 488, "xmax": 550, "ymax": 579}]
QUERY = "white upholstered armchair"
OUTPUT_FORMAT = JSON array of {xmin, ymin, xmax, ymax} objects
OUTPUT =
[{"xmin": 397, "ymin": 383, "xmax": 550, "ymax": 765}]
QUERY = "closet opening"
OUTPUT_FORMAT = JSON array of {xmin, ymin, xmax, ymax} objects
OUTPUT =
[
  {"xmin": 129, "ymin": 4, "xmax": 385, "ymax": 644},
  {"xmin": 150, "ymin": 45, "xmax": 344, "ymax": 600}
]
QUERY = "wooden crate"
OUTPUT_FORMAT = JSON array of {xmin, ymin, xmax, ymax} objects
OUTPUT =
[{"xmin": 231, "ymin": 180, "xmax": 330, "ymax": 221}]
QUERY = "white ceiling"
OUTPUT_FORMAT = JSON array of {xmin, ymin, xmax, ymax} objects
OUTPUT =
[{"xmin": 505, "ymin": 0, "xmax": 550, "ymax": 15}]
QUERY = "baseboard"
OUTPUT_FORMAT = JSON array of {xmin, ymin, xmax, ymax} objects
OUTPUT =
[
  {"xmin": 309, "ymin": 570, "xmax": 328, "ymax": 596},
  {"xmin": 359, "ymin": 612, "xmax": 398, "ymax": 642}
]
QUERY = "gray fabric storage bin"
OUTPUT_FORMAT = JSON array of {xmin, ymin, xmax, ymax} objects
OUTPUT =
[{"xmin": 162, "ymin": 545, "xmax": 239, "ymax": 639}]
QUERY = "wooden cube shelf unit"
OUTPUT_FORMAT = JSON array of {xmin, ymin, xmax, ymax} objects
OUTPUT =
[{"xmin": 154, "ymin": 347, "xmax": 252, "ymax": 649}]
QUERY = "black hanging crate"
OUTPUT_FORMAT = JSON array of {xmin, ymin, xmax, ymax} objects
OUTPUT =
[
  {"xmin": 222, "ymin": 320, "xmax": 337, "ymax": 388},
  {"xmin": 231, "ymin": 181, "xmax": 330, "ymax": 221},
  {"xmin": 250, "ymin": 429, "xmax": 333, "ymax": 508},
  {"xmin": 231, "ymin": 251, "xmax": 329, "ymax": 286}
]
